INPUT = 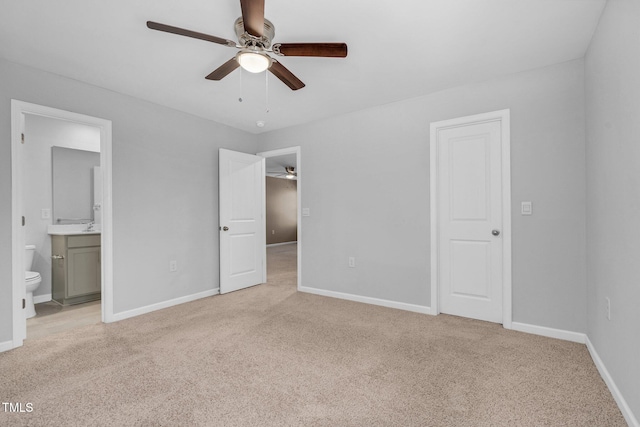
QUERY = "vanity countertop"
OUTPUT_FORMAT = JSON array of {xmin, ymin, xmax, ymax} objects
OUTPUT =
[
  {"xmin": 47, "ymin": 225, "xmax": 101, "ymax": 236},
  {"xmin": 48, "ymin": 231, "xmax": 101, "ymax": 236}
]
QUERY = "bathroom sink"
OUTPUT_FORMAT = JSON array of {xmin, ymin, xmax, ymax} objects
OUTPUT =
[{"xmin": 47, "ymin": 225, "xmax": 101, "ymax": 235}]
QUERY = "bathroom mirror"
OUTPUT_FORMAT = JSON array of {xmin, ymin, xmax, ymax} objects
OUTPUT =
[{"xmin": 52, "ymin": 147, "xmax": 101, "ymax": 224}]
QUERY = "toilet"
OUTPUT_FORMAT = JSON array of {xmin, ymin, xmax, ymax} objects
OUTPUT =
[{"xmin": 25, "ymin": 245, "xmax": 42, "ymax": 319}]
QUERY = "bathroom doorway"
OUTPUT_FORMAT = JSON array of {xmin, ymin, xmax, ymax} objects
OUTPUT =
[
  {"xmin": 10, "ymin": 101, "xmax": 113, "ymax": 349},
  {"xmin": 258, "ymin": 147, "xmax": 301, "ymax": 291}
]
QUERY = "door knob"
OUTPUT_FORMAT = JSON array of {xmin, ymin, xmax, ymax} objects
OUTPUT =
[
  {"xmin": 492, "ymin": 229, "xmax": 500, "ymax": 236},
  {"xmin": 222, "ymin": 226, "xmax": 229, "ymax": 231}
]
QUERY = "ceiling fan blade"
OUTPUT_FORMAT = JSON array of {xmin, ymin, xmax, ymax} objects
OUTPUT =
[
  {"xmin": 273, "ymin": 43, "xmax": 348, "ymax": 58},
  {"xmin": 269, "ymin": 60, "xmax": 305, "ymax": 91},
  {"xmin": 147, "ymin": 21, "xmax": 236, "ymax": 47},
  {"xmin": 240, "ymin": 0, "xmax": 265, "ymax": 37},
  {"xmin": 205, "ymin": 58, "xmax": 240, "ymax": 80}
]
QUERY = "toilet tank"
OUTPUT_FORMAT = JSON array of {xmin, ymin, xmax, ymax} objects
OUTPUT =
[{"xmin": 25, "ymin": 245, "xmax": 36, "ymax": 271}]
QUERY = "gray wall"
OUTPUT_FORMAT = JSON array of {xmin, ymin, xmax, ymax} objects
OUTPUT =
[
  {"xmin": 0, "ymin": 58, "xmax": 258, "ymax": 343},
  {"xmin": 266, "ymin": 177, "xmax": 297, "ymax": 245},
  {"xmin": 585, "ymin": 0, "xmax": 640, "ymax": 419},
  {"xmin": 23, "ymin": 115, "xmax": 100, "ymax": 299},
  {"xmin": 259, "ymin": 59, "xmax": 587, "ymax": 332}
]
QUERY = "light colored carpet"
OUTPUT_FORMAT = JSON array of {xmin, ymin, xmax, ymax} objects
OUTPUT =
[{"xmin": 0, "ymin": 244, "xmax": 625, "ymax": 426}]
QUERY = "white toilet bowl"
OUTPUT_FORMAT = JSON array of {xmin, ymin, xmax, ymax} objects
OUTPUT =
[
  {"xmin": 25, "ymin": 245, "xmax": 42, "ymax": 319},
  {"xmin": 25, "ymin": 271, "xmax": 42, "ymax": 318}
]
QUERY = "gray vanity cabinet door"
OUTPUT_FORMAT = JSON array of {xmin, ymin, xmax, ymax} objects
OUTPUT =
[{"xmin": 67, "ymin": 247, "xmax": 101, "ymax": 297}]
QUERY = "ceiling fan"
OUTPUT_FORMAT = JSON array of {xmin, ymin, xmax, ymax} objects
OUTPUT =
[
  {"xmin": 147, "ymin": 0, "xmax": 348, "ymax": 90},
  {"xmin": 268, "ymin": 166, "xmax": 297, "ymax": 179},
  {"xmin": 282, "ymin": 166, "xmax": 297, "ymax": 179}
]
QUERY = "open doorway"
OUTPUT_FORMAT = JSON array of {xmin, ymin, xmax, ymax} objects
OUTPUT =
[
  {"xmin": 10, "ymin": 100, "xmax": 113, "ymax": 349},
  {"xmin": 258, "ymin": 147, "xmax": 301, "ymax": 291}
]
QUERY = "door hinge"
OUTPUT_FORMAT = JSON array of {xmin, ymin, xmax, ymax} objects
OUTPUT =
[
  {"xmin": 22, "ymin": 216, "xmax": 25, "ymax": 226},
  {"xmin": 22, "ymin": 299, "xmax": 25, "ymax": 309},
  {"xmin": 21, "ymin": 133, "xmax": 25, "ymax": 144}
]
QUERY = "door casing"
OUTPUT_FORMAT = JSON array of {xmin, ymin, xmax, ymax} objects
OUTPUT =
[
  {"xmin": 257, "ymin": 146, "xmax": 302, "ymax": 291},
  {"xmin": 430, "ymin": 109, "xmax": 512, "ymax": 329},
  {"xmin": 10, "ymin": 100, "xmax": 114, "ymax": 351}
]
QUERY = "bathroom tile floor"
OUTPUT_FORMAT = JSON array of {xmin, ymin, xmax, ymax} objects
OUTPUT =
[{"xmin": 26, "ymin": 300, "xmax": 101, "ymax": 340}]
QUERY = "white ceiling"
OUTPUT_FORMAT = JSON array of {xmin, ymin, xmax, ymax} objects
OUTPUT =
[{"xmin": 0, "ymin": 0, "xmax": 606, "ymax": 134}]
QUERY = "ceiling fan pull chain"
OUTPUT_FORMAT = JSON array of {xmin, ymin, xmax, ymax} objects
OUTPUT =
[
  {"xmin": 265, "ymin": 71, "xmax": 270, "ymax": 113},
  {"xmin": 238, "ymin": 68, "xmax": 243, "ymax": 103}
]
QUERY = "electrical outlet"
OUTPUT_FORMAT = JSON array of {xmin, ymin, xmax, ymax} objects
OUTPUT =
[
  {"xmin": 606, "ymin": 297, "xmax": 611, "ymax": 320},
  {"xmin": 169, "ymin": 260, "xmax": 178, "ymax": 272},
  {"xmin": 302, "ymin": 208, "xmax": 310, "ymax": 217},
  {"xmin": 348, "ymin": 257, "xmax": 356, "ymax": 268}
]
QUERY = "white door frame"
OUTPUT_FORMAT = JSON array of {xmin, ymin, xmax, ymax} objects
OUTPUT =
[
  {"xmin": 256, "ymin": 146, "xmax": 302, "ymax": 291},
  {"xmin": 10, "ymin": 100, "xmax": 114, "ymax": 350},
  {"xmin": 430, "ymin": 109, "xmax": 512, "ymax": 329}
]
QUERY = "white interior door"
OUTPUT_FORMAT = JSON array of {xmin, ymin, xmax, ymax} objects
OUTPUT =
[
  {"xmin": 436, "ymin": 120, "xmax": 504, "ymax": 323},
  {"xmin": 219, "ymin": 149, "xmax": 266, "ymax": 294}
]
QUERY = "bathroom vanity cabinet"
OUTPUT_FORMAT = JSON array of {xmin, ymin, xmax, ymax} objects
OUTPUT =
[{"xmin": 51, "ymin": 234, "xmax": 101, "ymax": 305}]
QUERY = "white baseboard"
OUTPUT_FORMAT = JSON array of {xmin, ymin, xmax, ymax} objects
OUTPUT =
[
  {"xmin": 111, "ymin": 288, "xmax": 220, "ymax": 322},
  {"xmin": 586, "ymin": 336, "xmax": 639, "ymax": 427},
  {"xmin": 299, "ymin": 286, "xmax": 433, "ymax": 315},
  {"xmin": 511, "ymin": 322, "xmax": 586, "ymax": 343},
  {"xmin": 266, "ymin": 241, "xmax": 297, "ymax": 247},
  {"xmin": 33, "ymin": 294, "xmax": 52, "ymax": 304},
  {"xmin": 0, "ymin": 340, "xmax": 15, "ymax": 353}
]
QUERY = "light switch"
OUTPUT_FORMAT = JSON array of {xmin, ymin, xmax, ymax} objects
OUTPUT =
[
  {"xmin": 41, "ymin": 208, "xmax": 51, "ymax": 219},
  {"xmin": 302, "ymin": 208, "xmax": 310, "ymax": 217},
  {"xmin": 521, "ymin": 201, "xmax": 532, "ymax": 215}
]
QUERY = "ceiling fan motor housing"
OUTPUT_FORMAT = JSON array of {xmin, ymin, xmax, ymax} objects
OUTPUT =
[{"xmin": 234, "ymin": 17, "xmax": 275, "ymax": 49}]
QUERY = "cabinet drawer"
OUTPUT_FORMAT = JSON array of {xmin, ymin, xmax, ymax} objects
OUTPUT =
[{"xmin": 67, "ymin": 235, "xmax": 101, "ymax": 248}]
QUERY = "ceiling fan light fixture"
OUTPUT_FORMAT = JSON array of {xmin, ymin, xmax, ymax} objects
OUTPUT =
[
  {"xmin": 237, "ymin": 51, "xmax": 271, "ymax": 73},
  {"xmin": 285, "ymin": 166, "xmax": 296, "ymax": 179}
]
